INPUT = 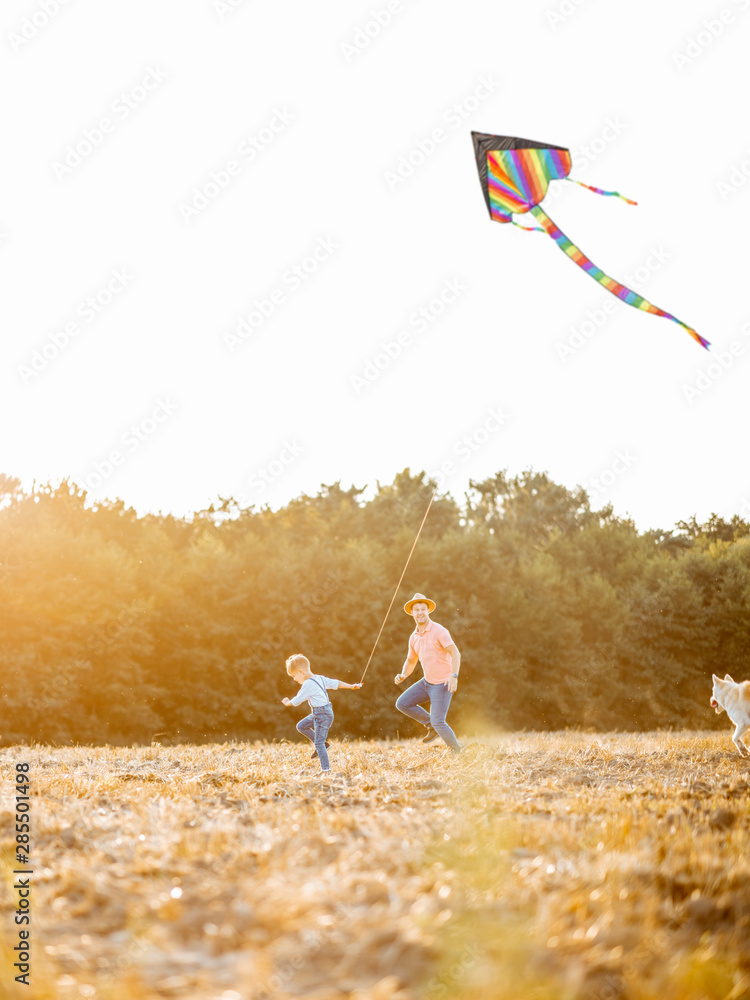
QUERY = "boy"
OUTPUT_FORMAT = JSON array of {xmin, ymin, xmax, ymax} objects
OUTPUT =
[{"xmin": 282, "ymin": 653, "xmax": 362, "ymax": 772}]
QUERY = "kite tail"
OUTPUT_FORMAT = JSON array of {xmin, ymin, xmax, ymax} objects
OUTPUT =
[
  {"xmin": 495, "ymin": 212, "xmax": 544, "ymax": 233},
  {"xmin": 565, "ymin": 177, "xmax": 638, "ymax": 205},
  {"xmin": 528, "ymin": 204, "xmax": 709, "ymax": 349},
  {"xmin": 511, "ymin": 219, "xmax": 544, "ymax": 233}
]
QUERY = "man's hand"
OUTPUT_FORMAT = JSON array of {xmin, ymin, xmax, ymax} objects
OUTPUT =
[
  {"xmin": 446, "ymin": 676, "xmax": 458, "ymax": 694},
  {"xmin": 281, "ymin": 697, "xmax": 292, "ymax": 706},
  {"xmin": 394, "ymin": 673, "xmax": 405, "ymax": 685}
]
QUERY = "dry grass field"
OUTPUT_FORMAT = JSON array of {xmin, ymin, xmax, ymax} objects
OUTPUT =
[{"xmin": 1, "ymin": 733, "xmax": 749, "ymax": 1000}]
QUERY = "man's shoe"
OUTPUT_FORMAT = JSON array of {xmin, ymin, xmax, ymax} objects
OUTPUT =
[
  {"xmin": 421, "ymin": 727, "xmax": 439, "ymax": 745},
  {"xmin": 310, "ymin": 741, "xmax": 331, "ymax": 759}
]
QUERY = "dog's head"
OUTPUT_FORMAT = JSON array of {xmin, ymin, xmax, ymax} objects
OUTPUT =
[{"xmin": 710, "ymin": 673, "xmax": 734, "ymax": 714}]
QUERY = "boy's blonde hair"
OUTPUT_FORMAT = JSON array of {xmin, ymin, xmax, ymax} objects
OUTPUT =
[{"xmin": 286, "ymin": 653, "xmax": 310, "ymax": 676}]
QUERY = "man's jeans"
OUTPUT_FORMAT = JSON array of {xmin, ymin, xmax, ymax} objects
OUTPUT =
[
  {"xmin": 297, "ymin": 705, "xmax": 334, "ymax": 770},
  {"xmin": 395, "ymin": 678, "xmax": 461, "ymax": 750}
]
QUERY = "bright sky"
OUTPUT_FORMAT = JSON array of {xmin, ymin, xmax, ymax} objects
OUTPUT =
[{"xmin": 2, "ymin": 0, "xmax": 749, "ymax": 531}]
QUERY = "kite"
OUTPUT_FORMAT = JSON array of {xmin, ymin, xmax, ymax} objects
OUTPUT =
[{"xmin": 472, "ymin": 132, "xmax": 708, "ymax": 349}]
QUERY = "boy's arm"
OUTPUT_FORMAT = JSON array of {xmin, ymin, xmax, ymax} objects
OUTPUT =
[
  {"xmin": 286, "ymin": 681, "xmax": 311, "ymax": 707},
  {"xmin": 323, "ymin": 676, "xmax": 362, "ymax": 691}
]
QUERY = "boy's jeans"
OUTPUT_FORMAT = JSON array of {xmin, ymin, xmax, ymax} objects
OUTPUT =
[
  {"xmin": 395, "ymin": 678, "xmax": 461, "ymax": 750},
  {"xmin": 297, "ymin": 705, "xmax": 334, "ymax": 770}
]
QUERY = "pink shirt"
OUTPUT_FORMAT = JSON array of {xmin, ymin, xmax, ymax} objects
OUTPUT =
[{"xmin": 409, "ymin": 621, "xmax": 456, "ymax": 683}]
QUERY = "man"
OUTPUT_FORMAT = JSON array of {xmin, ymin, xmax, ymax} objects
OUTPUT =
[{"xmin": 394, "ymin": 593, "xmax": 462, "ymax": 752}]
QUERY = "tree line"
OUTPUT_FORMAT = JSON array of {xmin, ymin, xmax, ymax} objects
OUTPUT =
[{"xmin": 0, "ymin": 469, "xmax": 747, "ymax": 745}]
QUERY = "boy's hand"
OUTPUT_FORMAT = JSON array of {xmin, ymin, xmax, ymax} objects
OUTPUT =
[
  {"xmin": 282, "ymin": 697, "xmax": 292, "ymax": 706},
  {"xmin": 353, "ymin": 682, "xmax": 363, "ymax": 689},
  {"xmin": 394, "ymin": 673, "xmax": 405, "ymax": 684}
]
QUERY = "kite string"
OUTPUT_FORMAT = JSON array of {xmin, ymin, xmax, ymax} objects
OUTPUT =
[{"xmin": 358, "ymin": 489, "xmax": 436, "ymax": 685}]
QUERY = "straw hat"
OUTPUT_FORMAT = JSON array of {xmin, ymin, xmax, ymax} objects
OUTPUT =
[{"xmin": 404, "ymin": 593, "xmax": 436, "ymax": 615}]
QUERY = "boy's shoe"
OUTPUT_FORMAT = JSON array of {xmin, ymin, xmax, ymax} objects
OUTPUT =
[
  {"xmin": 310, "ymin": 741, "xmax": 331, "ymax": 759},
  {"xmin": 421, "ymin": 727, "xmax": 439, "ymax": 745}
]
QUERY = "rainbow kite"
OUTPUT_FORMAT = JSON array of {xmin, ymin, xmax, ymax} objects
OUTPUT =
[{"xmin": 472, "ymin": 132, "xmax": 708, "ymax": 349}]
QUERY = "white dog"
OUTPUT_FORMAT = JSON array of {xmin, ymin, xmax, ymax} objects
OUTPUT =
[{"xmin": 711, "ymin": 673, "xmax": 750, "ymax": 756}]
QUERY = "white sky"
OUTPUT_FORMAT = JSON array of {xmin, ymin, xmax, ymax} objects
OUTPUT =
[{"xmin": 2, "ymin": 0, "xmax": 749, "ymax": 531}]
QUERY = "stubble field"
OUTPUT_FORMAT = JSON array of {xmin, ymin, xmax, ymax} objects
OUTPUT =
[{"xmin": 1, "ymin": 733, "xmax": 749, "ymax": 1000}]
